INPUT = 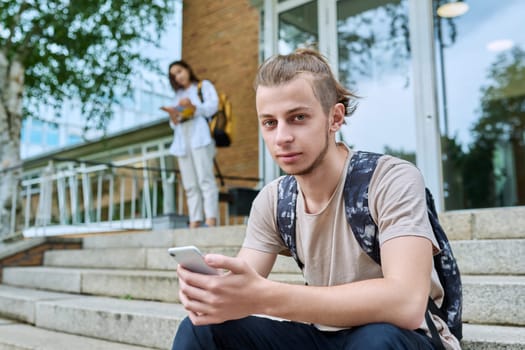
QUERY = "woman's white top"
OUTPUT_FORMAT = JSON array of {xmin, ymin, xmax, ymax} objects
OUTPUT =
[{"xmin": 169, "ymin": 80, "xmax": 219, "ymax": 156}]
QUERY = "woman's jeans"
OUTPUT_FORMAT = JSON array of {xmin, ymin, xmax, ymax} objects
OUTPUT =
[{"xmin": 172, "ymin": 316, "xmax": 436, "ymax": 350}]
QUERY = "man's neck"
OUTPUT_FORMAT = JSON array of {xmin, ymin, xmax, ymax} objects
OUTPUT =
[{"xmin": 296, "ymin": 143, "xmax": 349, "ymax": 214}]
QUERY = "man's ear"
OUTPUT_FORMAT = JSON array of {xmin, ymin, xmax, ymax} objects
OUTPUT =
[{"xmin": 329, "ymin": 103, "xmax": 346, "ymax": 132}]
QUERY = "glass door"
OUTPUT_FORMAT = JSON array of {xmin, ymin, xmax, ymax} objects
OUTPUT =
[
  {"xmin": 277, "ymin": 0, "xmax": 318, "ymax": 53},
  {"xmin": 435, "ymin": 0, "xmax": 525, "ymax": 209},
  {"xmin": 276, "ymin": 0, "xmax": 417, "ymax": 160},
  {"xmin": 261, "ymin": 0, "xmax": 443, "ymax": 206},
  {"xmin": 336, "ymin": 0, "xmax": 417, "ymax": 162}
]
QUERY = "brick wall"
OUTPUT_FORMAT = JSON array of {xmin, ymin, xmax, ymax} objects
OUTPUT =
[
  {"xmin": 181, "ymin": 0, "xmax": 261, "ymax": 190},
  {"xmin": 0, "ymin": 240, "xmax": 81, "ymax": 282}
]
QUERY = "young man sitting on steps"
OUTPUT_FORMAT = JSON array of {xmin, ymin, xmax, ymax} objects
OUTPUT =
[{"xmin": 171, "ymin": 48, "xmax": 461, "ymax": 350}]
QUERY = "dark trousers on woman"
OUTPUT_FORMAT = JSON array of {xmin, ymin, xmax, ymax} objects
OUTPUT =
[{"xmin": 172, "ymin": 316, "xmax": 436, "ymax": 350}]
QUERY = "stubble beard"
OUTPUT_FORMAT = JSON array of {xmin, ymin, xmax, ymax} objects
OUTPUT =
[{"xmin": 288, "ymin": 128, "xmax": 330, "ymax": 176}]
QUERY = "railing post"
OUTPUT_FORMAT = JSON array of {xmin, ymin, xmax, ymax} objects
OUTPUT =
[
  {"xmin": 108, "ymin": 171, "xmax": 114, "ymax": 224},
  {"xmin": 68, "ymin": 163, "xmax": 79, "ymax": 225},
  {"xmin": 131, "ymin": 173, "xmax": 137, "ymax": 223},
  {"xmin": 96, "ymin": 171, "xmax": 103, "ymax": 223},
  {"xmin": 24, "ymin": 182, "xmax": 31, "ymax": 229},
  {"xmin": 120, "ymin": 177, "xmax": 126, "ymax": 229},
  {"xmin": 10, "ymin": 178, "xmax": 17, "ymax": 235},
  {"xmin": 35, "ymin": 161, "xmax": 54, "ymax": 228},
  {"xmin": 159, "ymin": 143, "xmax": 176, "ymax": 215},
  {"xmin": 81, "ymin": 163, "xmax": 92, "ymax": 224},
  {"xmin": 141, "ymin": 146, "xmax": 153, "ymax": 228},
  {"xmin": 57, "ymin": 173, "xmax": 68, "ymax": 225}
]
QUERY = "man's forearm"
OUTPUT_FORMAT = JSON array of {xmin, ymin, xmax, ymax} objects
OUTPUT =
[{"xmin": 258, "ymin": 277, "xmax": 428, "ymax": 330}]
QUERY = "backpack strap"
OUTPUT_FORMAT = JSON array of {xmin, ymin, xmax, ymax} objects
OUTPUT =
[
  {"xmin": 197, "ymin": 80, "xmax": 216, "ymax": 124},
  {"xmin": 425, "ymin": 189, "xmax": 463, "ymax": 340},
  {"xmin": 425, "ymin": 301, "xmax": 447, "ymax": 350},
  {"xmin": 343, "ymin": 151, "xmax": 382, "ymax": 264},
  {"xmin": 277, "ymin": 175, "xmax": 303, "ymax": 270},
  {"xmin": 197, "ymin": 81, "xmax": 204, "ymax": 103},
  {"xmin": 276, "ymin": 151, "xmax": 382, "ymax": 270}
]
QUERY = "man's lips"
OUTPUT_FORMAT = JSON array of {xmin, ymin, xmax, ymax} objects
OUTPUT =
[{"xmin": 276, "ymin": 152, "xmax": 301, "ymax": 164}]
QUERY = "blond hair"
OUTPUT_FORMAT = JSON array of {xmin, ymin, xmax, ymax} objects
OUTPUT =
[{"xmin": 254, "ymin": 48, "xmax": 358, "ymax": 117}]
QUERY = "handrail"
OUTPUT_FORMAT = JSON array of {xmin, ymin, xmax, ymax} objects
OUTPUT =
[
  {"xmin": 50, "ymin": 157, "xmax": 262, "ymax": 183},
  {"xmin": 1, "ymin": 150, "xmax": 262, "ymax": 240}
]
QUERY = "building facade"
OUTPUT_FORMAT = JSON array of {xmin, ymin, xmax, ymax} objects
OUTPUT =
[
  {"xmin": 183, "ymin": 0, "xmax": 525, "ymax": 211},
  {"xmin": 20, "ymin": 2, "xmax": 184, "ymax": 159},
  {"xmin": 19, "ymin": 0, "xmax": 524, "ymax": 216}
]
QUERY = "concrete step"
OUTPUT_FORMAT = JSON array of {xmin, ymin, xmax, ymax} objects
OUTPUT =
[
  {"xmin": 0, "ymin": 318, "xmax": 151, "ymax": 350},
  {"xmin": 1, "ymin": 285, "xmax": 523, "ymax": 349},
  {"xmin": 43, "ymin": 246, "xmax": 301, "ymax": 274},
  {"xmin": 77, "ymin": 206, "xmax": 525, "ymax": 247},
  {"xmin": 4, "ymin": 267, "xmax": 524, "ymax": 327},
  {"xmin": 43, "ymin": 247, "xmax": 183, "ymax": 271},
  {"xmin": 44, "ymin": 238, "xmax": 525, "ymax": 276},
  {"xmin": 0, "ymin": 285, "xmax": 184, "ymax": 349},
  {"xmin": 0, "ymin": 285, "xmax": 77, "ymax": 324},
  {"xmin": 452, "ymin": 239, "xmax": 525, "ymax": 275},
  {"xmin": 462, "ymin": 275, "xmax": 525, "ymax": 326},
  {"xmin": 82, "ymin": 226, "xmax": 246, "ymax": 249},
  {"xmin": 3, "ymin": 266, "xmax": 179, "ymax": 302},
  {"xmin": 439, "ymin": 206, "xmax": 525, "ymax": 240},
  {"xmin": 2, "ymin": 265, "xmax": 304, "ymax": 302},
  {"xmin": 462, "ymin": 323, "xmax": 525, "ymax": 350}
]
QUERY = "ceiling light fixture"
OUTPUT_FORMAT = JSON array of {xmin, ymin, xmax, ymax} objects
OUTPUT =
[{"xmin": 437, "ymin": 0, "xmax": 469, "ymax": 18}]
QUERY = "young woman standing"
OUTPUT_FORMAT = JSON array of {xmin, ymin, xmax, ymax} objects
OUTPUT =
[{"xmin": 161, "ymin": 60, "xmax": 219, "ymax": 228}]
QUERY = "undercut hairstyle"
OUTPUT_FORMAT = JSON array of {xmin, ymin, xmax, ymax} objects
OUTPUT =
[
  {"xmin": 254, "ymin": 48, "xmax": 358, "ymax": 117},
  {"xmin": 168, "ymin": 60, "xmax": 200, "ymax": 92}
]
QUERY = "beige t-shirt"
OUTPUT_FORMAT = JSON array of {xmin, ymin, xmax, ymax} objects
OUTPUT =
[{"xmin": 243, "ymin": 147, "xmax": 461, "ymax": 350}]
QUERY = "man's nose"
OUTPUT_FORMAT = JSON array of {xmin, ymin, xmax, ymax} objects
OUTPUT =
[{"xmin": 275, "ymin": 124, "xmax": 293, "ymax": 146}]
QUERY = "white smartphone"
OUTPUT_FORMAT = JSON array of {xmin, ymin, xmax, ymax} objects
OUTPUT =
[{"xmin": 168, "ymin": 245, "xmax": 219, "ymax": 275}]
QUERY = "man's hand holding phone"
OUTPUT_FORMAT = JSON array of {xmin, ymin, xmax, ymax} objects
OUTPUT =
[
  {"xmin": 168, "ymin": 246, "xmax": 219, "ymax": 275},
  {"xmin": 171, "ymin": 246, "xmax": 267, "ymax": 325}
]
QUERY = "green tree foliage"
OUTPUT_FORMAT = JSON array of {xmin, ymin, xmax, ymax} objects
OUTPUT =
[
  {"xmin": 382, "ymin": 145, "xmax": 415, "ymax": 165},
  {"xmin": 0, "ymin": 0, "xmax": 176, "ymax": 130},
  {"xmin": 461, "ymin": 134, "xmax": 496, "ymax": 208},
  {"xmin": 444, "ymin": 47, "xmax": 525, "ymax": 209},
  {"xmin": 470, "ymin": 46, "xmax": 525, "ymax": 206},
  {"xmin": 474, "ymin": 47, "xmax": 525, "ymax": 145},
  {"xmin": 0, "ymin": 0, "xmax": 176, "ymax": 237},
  {"xmin": 337, "ymin": 0, "xmax": 410, "ymax": 88}
]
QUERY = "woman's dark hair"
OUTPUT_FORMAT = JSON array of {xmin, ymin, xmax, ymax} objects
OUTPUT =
[{"xmin": 168, "ymin": 60, "xmax": 200, "ymax": 91}]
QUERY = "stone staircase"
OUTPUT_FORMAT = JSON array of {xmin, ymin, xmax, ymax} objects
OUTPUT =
[{"xmin": 0, "ymin": 207, "xmax": 523, "ymax": 349}]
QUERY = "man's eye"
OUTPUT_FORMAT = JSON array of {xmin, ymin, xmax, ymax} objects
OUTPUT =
[
  {"xmin": 263, "ymin": 120, "xmax": 277, "ymax": 127},
  {"xmin": 295, "ymin": 114, "xmax": 305, "ymax": 121}
]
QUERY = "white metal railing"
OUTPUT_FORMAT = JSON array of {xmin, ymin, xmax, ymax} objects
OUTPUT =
[
  {"xmin": 18, "ymin": 154, "xmax": 180, "ymax": 238},
  {"xmin": 1, "ymin": 142, "xmax": 261, "ymax": 240}
]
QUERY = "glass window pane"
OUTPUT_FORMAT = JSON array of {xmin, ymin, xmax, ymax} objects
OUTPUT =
[
  {"xmin": 46, "ymin": 123, "xmax": 59, "ymax": 146},
  {"xmin": 29, "ymin": 119, "xmax": 43, "ymax": 144},
  {"xmin": 278, "ymin": 1, "xmax": 318, "ymax": 54},
  {"xmin": 67, "ymin": 134, "xmax": 82, "ymax": 145},
  {"xmin": 436, "ymin": 0, "xmax": 525, "ymax": 209},
  {"xmin": 337, "ymin": 0, "xmax": 415, "ymax": 162}
]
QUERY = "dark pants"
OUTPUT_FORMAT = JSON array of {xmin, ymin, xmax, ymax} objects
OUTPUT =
[{"xmin": 172, "ymin": 316, "xmax": 436, "ymax": 350}]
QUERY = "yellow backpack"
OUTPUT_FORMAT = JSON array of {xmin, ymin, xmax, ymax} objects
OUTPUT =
[{"xmin": 198, "ymin": 81, "xmax": 233, "ymax": 147}]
